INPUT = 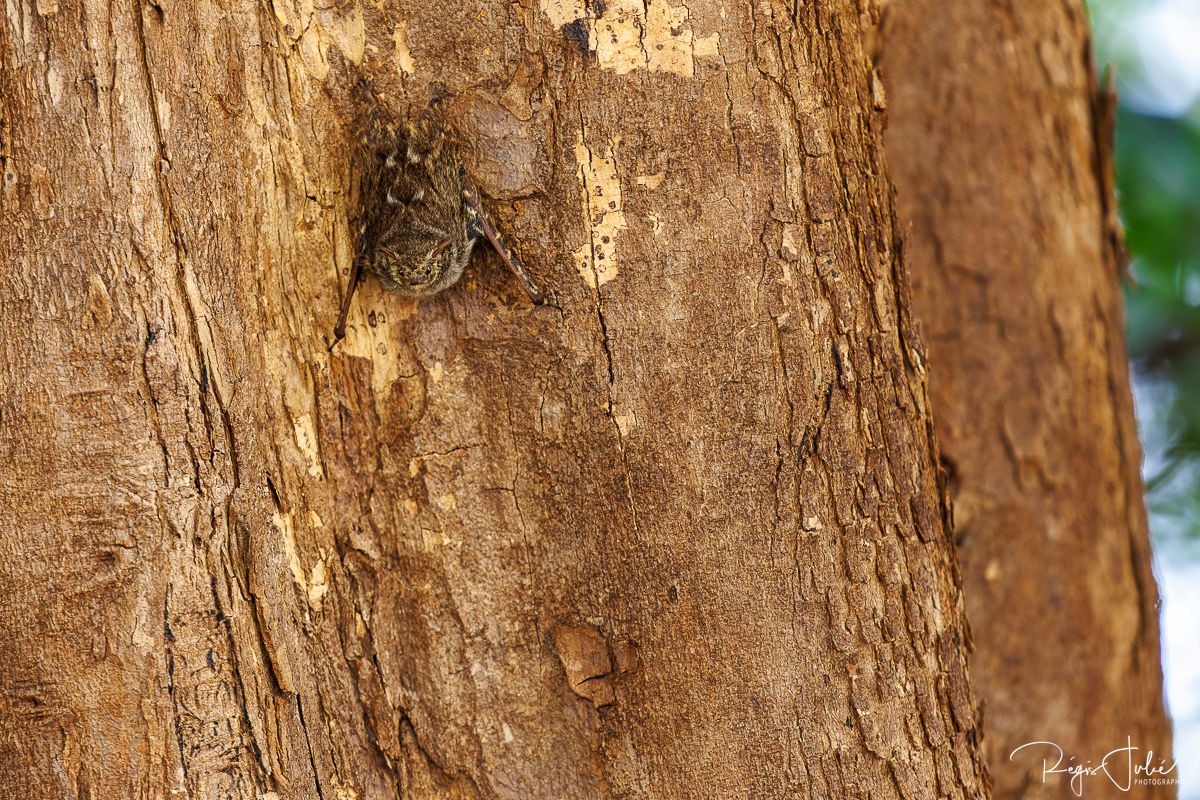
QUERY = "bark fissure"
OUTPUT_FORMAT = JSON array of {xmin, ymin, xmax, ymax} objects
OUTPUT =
[
  {"xmin": 163, "ymin": 598, "xmax": 192, "ymax": 785},
  {"xmin": 576, "ymin": 104, "xmax": 643, "ymax": 543},
  {"xmin": 295, "ymin": 694, "xmax": 327, "ymax": 800}
]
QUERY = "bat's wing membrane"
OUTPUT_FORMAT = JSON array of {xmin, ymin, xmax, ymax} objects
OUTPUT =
[{"xmin": 462, "ymin": 174, "xmax": 547, "ymax": 306}]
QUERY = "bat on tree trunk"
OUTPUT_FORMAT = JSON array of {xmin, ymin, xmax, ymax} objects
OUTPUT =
[{"xmin": 332, "ymin": 100, "xmax": 550, "ymax": 344}]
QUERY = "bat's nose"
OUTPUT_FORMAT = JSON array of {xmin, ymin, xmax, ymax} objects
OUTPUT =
[{"xmin": 406, "ymin": 271, "xmax": 433, "ymax": 287}]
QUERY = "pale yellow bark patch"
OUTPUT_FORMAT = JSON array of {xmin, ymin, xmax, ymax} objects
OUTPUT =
[
  {"xmin": 593, "ymin": 0, "xmax": 648, "ymax": 74},
  {"xmin": 614, "ymin": 412, "xmax": 637, "ymax": 437},
  {"xmin": 46, "ymin": 63, "xmax": 64, "ymax": 105},
  {"xmin": 270, "ymin": 0, "xmax": 365, "ymax": 79},
  {"xmin": 299, "ymin": 26, "xmax": 327, "ymax": 78},
  {"xmin": 573, "ymin": 136, "xmax": 625, "ymax": 288},
  {"xmin": 131, "ymin": 592, "xmax": 157, "ymax": 650},
  {"xmin": 644, "ymin": 0, "xmax": 692, "ymax": 75},
  {"xmin": 293, "ymin": 414, "xmax": 324, "ymax": 478},
  {"xmin": 780, "ymin": 223, "xmax": 803, "ymax": 261},
  {"xmin": 321, "ymin": 4, "xmax": 365, "ymax": 65},
  {"xmin": 336, "ymin": 299, "xmax": 403, "ymax": 399},
  {"xmin": 635, "ymin": 172, "xmax": 665, "ymax": 189},
  {"xmin": 693, "ymin": 32, "xmax": 721, "ymax": 58},
  {"xmin": 541, "ymin": 0, "xmax": 587, "ymax": 28},
  {"xmin": 393, "ymin": 20, "xmax": 415, "ymax": 74},
  {"xmin": 307, "ymin": 552, "xmax": 329, "ymax": 613},
  {"xmin": 274, "ymin": 510, "xmax": 308, "ymax": 594},
  {"xmin": 545, "ymin": 0, "xmax": 720, "ymax": 76}
]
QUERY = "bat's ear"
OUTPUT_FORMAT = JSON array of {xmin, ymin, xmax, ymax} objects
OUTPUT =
[
  {"xmin": 425, "ymin": 85, "xmax": 451, "ymax": 118},
  {"xmin": 352, "ymin": 78, "xmax": 374, "ymax": 104}
]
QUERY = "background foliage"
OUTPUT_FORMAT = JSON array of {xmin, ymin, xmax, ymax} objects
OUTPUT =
[
  {"xmin": 1089, "ymin": 0, "xmax": 1199, "ymax": 786},
  {"xmin": 1090, "ymin": 0, "xmax": 1200, "ymax": 546}
]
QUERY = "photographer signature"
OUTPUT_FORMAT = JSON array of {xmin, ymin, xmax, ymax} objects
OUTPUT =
[{"xmin": 1009, "ymin": 738, "xmax": 1176, "ymax": 796}]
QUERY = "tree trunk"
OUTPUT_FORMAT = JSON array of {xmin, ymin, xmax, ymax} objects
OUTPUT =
[
  {"xmin": 5, "ymin": 1, "xmax": 987, "ymax": 798},
  {"xmin": 878, "ymin": 1, "xmax": 1174, "ymax": 796}
]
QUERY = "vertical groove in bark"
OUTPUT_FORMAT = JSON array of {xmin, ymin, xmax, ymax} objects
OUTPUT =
[
  {"xmin": 1, "ymin": 0, "xmax": 990, "ymax": 797},
  {"xmin": 878, "ymin": 0, "xmax": 1173, "ymax": 796}
]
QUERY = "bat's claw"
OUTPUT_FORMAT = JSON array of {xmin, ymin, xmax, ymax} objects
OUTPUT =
[
  {"xmin": 535, "ymin": 289, "xmax": 564, "ymax": 312},
  {"xmin": 328, "ymin": 326, "xmax": 346, "ymax": 353}
]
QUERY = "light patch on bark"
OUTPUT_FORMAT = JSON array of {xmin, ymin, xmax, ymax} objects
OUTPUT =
[
  {"xmin": 635, "ymin": 172, "xmax": 664, "ymax": 189},
  {"xmin": 590, "ymin": 0, "xmax": 648, "ymax": 73},
  {"xmin": 540, "ymin": 0, "xmax": 587, "ymax": 28},
  {"xmin": 131, "ymin": 590, "xmax": 157, "ymax": 651},
  {"xmin": 46, "ymin": 62, "xmax": 64, "ymax": 105},
  {"xmin": 420, "ymin": 527, "xmax": 455, "ymax": 551},
  {"xmin": 614, "ymin": 412, "xmax": 636, "ymax": 437},
  {"xmin": 273, "ymin": 509, "xmax": 309, "ymax": 598},
  {"xmin": 334, "ymin": 301, "xmax": 402, "ymax": 398},
  {"xmin": 693, "ymin": 32, "xmax": 721, "ymax": 58},
  {"xmin": 573, "ymin": 136, "xmax": 624, "ymax": 288},
  {"xmin": 643, "ymin": 0, "xmax": 692, "ymax": 74},
  {"xmin": 153, "ymin": 91, "xmax": 172, "ymax": 132},
  {"xmin": 544, "ymin": 0, "xmax": 719, "ymax": 76},
  {"xmin": 392, "ymin": 21, "xmax": 415, "ymax": 74},
  {"xmin": 307, "ymin": 551, "xmax": 329, "ymax": 613},
  {"xmin": 269, "ymin": 0, "xmax": 365, "ymax": 78},
  {"xmin": 293, "ymin": 414, "xmax": 324, "ymax": 478},
  {"xmin": 780, "ymin": 223, "xmax": 803, "ymax": 261}
]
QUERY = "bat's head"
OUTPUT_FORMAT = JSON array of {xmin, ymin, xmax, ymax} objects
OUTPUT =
[{"xmin": 370, "ymin": 229, "xmax": 477, "ymax": 298}]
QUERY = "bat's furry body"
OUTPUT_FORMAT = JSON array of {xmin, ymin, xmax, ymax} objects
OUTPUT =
[{"xmin": 333, "ymin": 104, "xmax": 545, "ymax": 341}]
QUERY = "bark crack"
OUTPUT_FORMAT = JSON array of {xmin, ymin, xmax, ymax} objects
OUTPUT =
[
  {"xmin": 501, "ymin": 392, "xmax": 542, "ymax": 650},
  {"xmin": 295, "ymin": 694, "xmax": 327, "ymax": 800},
  {"xmin": 769, "ymin": 314, "xmax": 798, "ymax": 550},
  {"xmin": 131, "ymin": 0, "xmax": 241, "ymax": 512},
  {"xmin": 577, "ymin": 105, "xmax": 643, "ymax": 539},
  {"xmin": 162, "ymin": 596, "xmax": 191, "ymax": 786}
]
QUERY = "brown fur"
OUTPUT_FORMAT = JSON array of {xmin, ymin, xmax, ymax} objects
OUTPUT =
[{"xmin": 332, "ymin": 101, "xmax": 548, "ymax": 343}]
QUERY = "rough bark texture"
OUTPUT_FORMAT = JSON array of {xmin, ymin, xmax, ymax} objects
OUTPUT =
[
  {"xmin": 0, "ymin": 0, "xmax": 996, "ymax": 798},
  {"xmin": 878, "ymin": 0, "xmax": 1173, "ymax": 796}
]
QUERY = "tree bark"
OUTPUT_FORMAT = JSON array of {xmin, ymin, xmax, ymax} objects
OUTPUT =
[
  {"xmin": 878, "ymin": 1, "xmax": 1174, "ymax": 796},
  {"xmin": 2, "ymin": 1, "xmax": 991, "ymax": 797}
]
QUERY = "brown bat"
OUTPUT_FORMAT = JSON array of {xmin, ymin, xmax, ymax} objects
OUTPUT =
[{"xmin": 333, "ymin": 101, "xmax": 548, "ymax": 343}]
